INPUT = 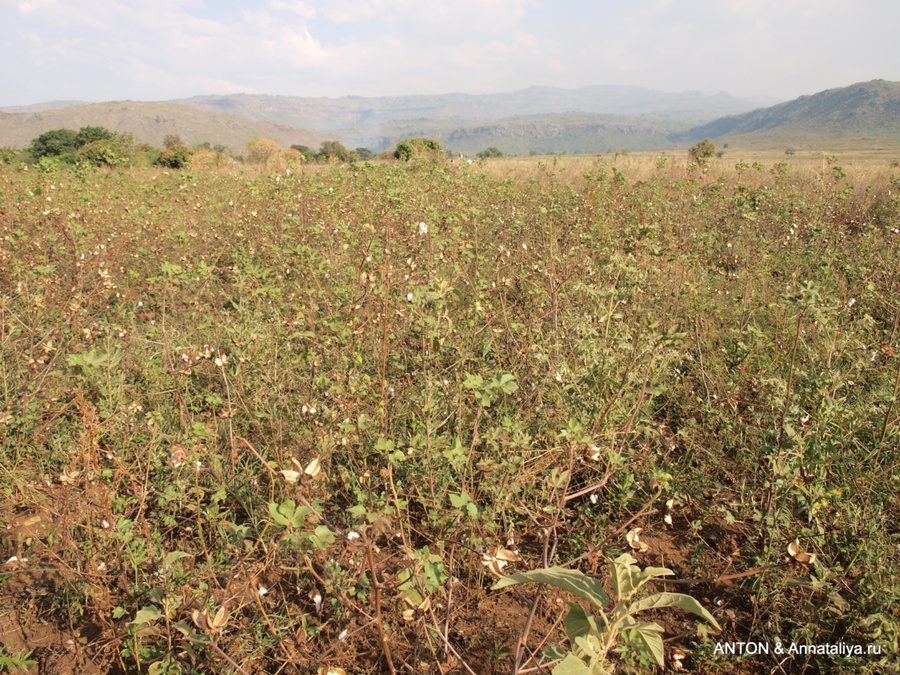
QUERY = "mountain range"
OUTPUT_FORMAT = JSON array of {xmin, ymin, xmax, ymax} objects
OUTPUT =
[
  {"xmin": 1, "ymin": 80, "xmax": 897, "ymax": 156},
  {"xmin": 171, "ymin": 86, "xmax": 766, "ymax": 131},
  {"xmin": 684, "ymin": 79, "xmax": 900, "ymax": 149}
]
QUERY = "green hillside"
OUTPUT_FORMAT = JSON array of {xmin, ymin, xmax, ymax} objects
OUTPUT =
[
  {"xmin": 3, "ymin": 81, "xmax": 898, "ymax": 157},
  {"xmin": 341, "ymin": 112, "xmax": 681, "ymax": 155},
  {"xmin": 686, "ymin": 79, "xmax": 900, "ymax": 149},
  {"xmin": 0, "ymin": 100, "xmax": 322, "ymax": 151}
]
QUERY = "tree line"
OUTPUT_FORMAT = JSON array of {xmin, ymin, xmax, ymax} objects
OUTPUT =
[
  {"xmin": 4, "ymin": 125, "xmax": 631, "ymax": 170},
  {"xmin": 3, "ymin": 126, "xmax": 458, "ymax": 170}
]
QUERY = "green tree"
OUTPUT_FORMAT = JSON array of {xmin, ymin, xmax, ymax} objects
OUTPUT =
[
  {"xmin": 74, "ymin": 138, "xmax": 130, "ymax": 168},
  {"xmin": 29, "ymin": 129, "xmax": 78, "ymax": 158},
  {"xmin": 394, "ymin": 137, "xmax": 443, "ymax": 161},
  {"xmin": 290, "ymin": 144, "xmax": 311, "ymax": 153},
  {"xmin": 157, "ymin": 145, "xmax": 193, "ymax": 169},
  {"xmin": 319, "ymin": 140, "xmax": 352, "ymax": 162},
  {"xmin": 689, "ymin": 138, "xmax": 717, "ymax": 162},
  {"xmin": 476, "ymin": 147, "xmax": 504, "ymax": 159},
  {"xmin": 74, "ymin": 126, "xmax": 115, "ymax": 148},
  {"xmin": 354, "ymin": 147, "xmax": 374, "ymax": 161}
]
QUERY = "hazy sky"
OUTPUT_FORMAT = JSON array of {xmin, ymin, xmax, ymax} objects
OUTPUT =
[{"xmin": 2, "ymin": 0, "xmax": 897, "ymax": 107}]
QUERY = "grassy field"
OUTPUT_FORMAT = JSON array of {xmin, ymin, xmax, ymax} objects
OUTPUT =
[{"xmin": 1, "ymin": 152, "xmax": 899, "ymax": 674}]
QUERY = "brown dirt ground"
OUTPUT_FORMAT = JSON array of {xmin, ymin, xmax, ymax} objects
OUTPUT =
[{"xmin": 0, "ymin": 482, "xmax": 816, "ymax": 675}]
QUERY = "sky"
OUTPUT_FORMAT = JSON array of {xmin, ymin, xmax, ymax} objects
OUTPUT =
[{"xmin": 2, "ymin": 0, "xmax": 898, "ymax": 107}]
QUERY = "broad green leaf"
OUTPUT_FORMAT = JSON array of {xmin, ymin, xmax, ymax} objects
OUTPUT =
[
  {"xmin": 449, "ymin": 492, "xmax": 472, "ymax": 509},
  {"xmin": 312, "ymin": 524, "xmax": 336, "ymax": 548},
  {"xmin": 542, "ymin": 644, "xmax": 567, "ymax": 661},
  {"xmin": 564, "ymin": 603, "xmax": 594, "ymax": 642},
  {"xmin": 624, "ymin": 622, "xmax": 665, "ymax": 667},
  {"xmin": 631, "ymin": 565, "xmax": 674, "ymax": 592},
  {"xmin": 173, "ymin": 620, "xmax": 202, "ymax": 639},
  {"xmin": 494, "ymin": 372, "xmax": 518, "ymax": 394},
  {"xmin": 563, "ymin": 602, "xmax": 608, "ymax": 644},
  {"xmin": 462, "ymin": 373, "xmax": 484, "ymax": 390},
  {"xmin": 573, "ymin": 633, "xmax": 603, "ymax": 659},
  {"xmin": 164, "ymin": 551, "xmax": 192, "ymax": 568},
  {"xmin": 493, "ymin": 567, "xmax": 609, "ymax": 610},
  {"xmin": 131, "ymin": 605, "xmax": 162, "ymax": 625},
  {"xmin": 268, "ymin": 500, "xmax": 292, "ymax": 526},
  {"xmin": 629, "ymin": 592, "xmax": 721, "ymax": 630},
  {"xmin": 552, "ymin": 653, "xmax": 595, "ymax": 675},
  {"xmin": 290, "ymin": 505, "xmax": 310, "ymax": 528},
  {"xmin": 610, "ymin": 554, "xmax": 637, "ymax": 601}
]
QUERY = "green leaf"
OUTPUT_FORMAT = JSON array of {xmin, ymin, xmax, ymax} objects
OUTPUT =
[
  {"xmin": 494, "ymin": 372, "xmax": 518, "ymax": 394},
  {"xmin": 542, "ymin": 644, "xmax": 567, "ymax": 661},
  {"xmin": 347, "ymin": 504, "xmax": 367, "ymax": 519},
  {"xmin": 492, "ymin": 566, "xmax": 609, "ymax": 610},
  {"xmin": 375, "ymin": 437, "xmax": 395, "ymax": 453},
  {"xmin": 628, "ymin": 592, "xmax": 721, "ymax": 631},
  {"xmin": 610, "ymin": 554, "xmax": 637, "ymax": 601},
  {"xmin": 291, "ymin": 505, "xmax": 310, "ymax": 528},
  {"xmin": 624, "ymin": 621, "xmax": 665, "ymax": 667},
  {"xmin": 268, "ymin": 500, "xmax": 295, "ymax": 527},
  {"xmin": 173, "ymin": 620, "xmax": 201, "ymax": 638},
  {"xmin": 462, "ymin": 373, "xmax": 484, "ymax": 390},
  {"xmin": 552, "ymin": 653, "xmax": 595, "ymax": 675},
  {"xmin": 313, "ymin": 524, "xmax": 336, "ymax": 547},
  {"xmin": 631, "ymin": 565, "xmax": 674, "ymax": 592},
  {"xmin": 449, "ymin": 492, "xmax": 472, "ymax": 508},
  {"xmin": 563, "ymin": 603, "xmax": 606, "ymax": 643},
  {"xmin": 268, "ymin": 500, "xmax": 287, "ymax": 526},
  {"xmin": 163, "ymin": 551, "xmax": 192, "ymax": 569},
  {"xmin": 131, "ymin": 605, "xmax": 162, "ymax": 625}
]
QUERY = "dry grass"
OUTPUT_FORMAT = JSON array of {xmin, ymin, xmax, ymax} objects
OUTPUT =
[{"xmin": 477, "ymin": 151, "xmax": 900, "ymax": 190}]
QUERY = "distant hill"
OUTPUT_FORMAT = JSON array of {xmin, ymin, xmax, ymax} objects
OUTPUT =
[
  {"xmin": 0, "ymin": 101, "xmax": 322, "ymax": 151},
  {"xmin": 172, "ymin": 86, "xmax": 764, "ymax": 133},
  {"xmin": 337, "ymin": 112, "xmax": 682, "ymax": 155},
  {"xmin": 685, "ymin": 79, "xmax": 900, "ymax": 148},
  {"xmin": 3, "ymin": 81, "xmax": 895, "ymax": 157},
  {"xmin": 0, "ymin": 100, "xmax": 88, "ymax": 114}
]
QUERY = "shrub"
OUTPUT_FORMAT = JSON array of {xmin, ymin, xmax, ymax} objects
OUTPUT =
[
  {"xmin": 0, "ymin": 147, "xmax": 20, "ymax": 165},
  {"xmin": 189, "ymin": 149, "xmax": 224, "ymax": 170},
  {"xmin": 74, "ymin": 126, "xmax": 116, "ymax": 147},
  {"xmin": 689, "ymin": 138, "xmax": 717, "ymax": 162},
  {"xmin": 246, "ymin": 138, "xmax": 281, "ymax": 165},
  {"xmin": 157, "ymin": 145, "xmax": 194, "ymax": 169},
  {"xmin": 394, "ymin": 137, "xmax": 443, "ymax": 161},
  {"xmin": 74, "ymin": 138, "xmax": 131, "ymax": 168},
  {"xmin": 318, "ymin": 141, "xmax": 352, "ymax": 163},
  {"xmin": 29, "ymin": 129, "xmax": 78, "ymax": 159},
  {"xmin": 476, "ymin": 147, "xmax": 504, "ymax": 159}
]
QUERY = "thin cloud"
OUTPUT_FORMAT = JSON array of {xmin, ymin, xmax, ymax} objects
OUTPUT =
[{"xmin": 0, "ymin": 0, "xmax": 897, "ymax": 106}]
